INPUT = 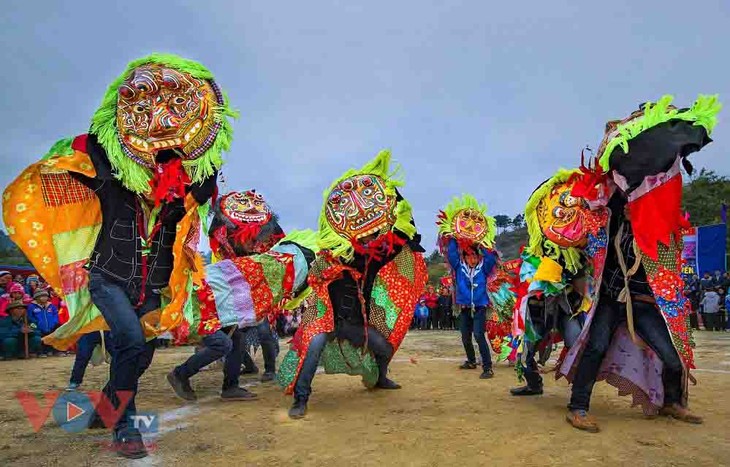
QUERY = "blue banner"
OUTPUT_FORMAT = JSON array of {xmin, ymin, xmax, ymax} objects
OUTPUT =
[{"xmin": 696, "ymin": 224, "xmax": 727, "ymax": 276}]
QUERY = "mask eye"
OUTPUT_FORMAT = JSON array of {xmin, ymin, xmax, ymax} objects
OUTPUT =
[
  {"xmin": 171, "ymin": 96, "xmax": 186, "ymax": 105},
  {"xmin": 553, "ymin": 207, "xmax": 566, "ymax": 219},
  {"xmin": 362, "ymin": 188, "xmax": 373, "ymax": 196}
]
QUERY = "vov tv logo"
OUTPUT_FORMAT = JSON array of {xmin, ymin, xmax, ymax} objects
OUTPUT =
[{"xmin": 15, "ymin": 390, "xmax": 158, "ymax": 434}]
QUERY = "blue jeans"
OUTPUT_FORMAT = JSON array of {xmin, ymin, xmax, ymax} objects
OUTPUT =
[
  {"xmin": 460, "ymin": 307, "xmax": 492, "ymax": 370},
  {"xmin": 257, "ymin": 320, "xmax": 278, "ymax": 374},
  {"xmin": 569, "ymin": 298, "xmax": 683, "ymax": 411},
  {"xmin": 88, "ymin": 270, "xmax": 160, "ymax": 432},
  {"xmin": 293, "ymin": 325, "xmax": 394, "ymax": 401},
  {"xmin": 70, "ymin": 331, "xmax": 111, "ymax": 385},
  {"xmin": 175, "ymin": 328, "xmax": 242, "ymax": 390}
]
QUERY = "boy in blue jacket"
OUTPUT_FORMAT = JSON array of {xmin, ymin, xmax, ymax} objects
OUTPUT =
[
  {"xmin": 27, "ymin": 290, "xmax": 59, "ymax": 356},
  {"xmin": 446, "ymin": 238, "xmax": 498, "ymax": 378}
]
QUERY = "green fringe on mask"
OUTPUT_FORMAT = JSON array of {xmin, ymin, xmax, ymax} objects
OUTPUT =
[
  {"xmin": 89, "ymin": 53, "xmax": 238, "ymax": 194},
  {"xmin": 524, "ymin": 168, "xmax": 584, "ymax": 274},
  {"xmin": 598, "ymin": 94, "xmax": 722, "ymax": 171},
  {"xmin": 317, "ymin": 149, "xmax": 414, "ymax": 262},
  {"xmin": 436, "ymin": 194, "xmax": 496, "ymax": 249},
  {"xmin": 278, "ymin": 229, "xmax": 321, "ymax": 254}
]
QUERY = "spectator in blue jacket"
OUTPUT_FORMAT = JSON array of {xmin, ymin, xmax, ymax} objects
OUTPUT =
[
  {"xmin": 27, "ymin": 289, "xmax": 59, "ymax": 356},
  {"xmin": 446, "ymin": 238, "xmax": 498, "ymax": 379}
]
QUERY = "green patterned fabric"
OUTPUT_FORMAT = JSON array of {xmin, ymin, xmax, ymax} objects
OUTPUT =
[
  {"xmin": 316, "ymin": 299, "xmax": 328, "ymax": 319},
  {"xmin": 277, "ymin": 350, "xmax": 301, "ymax": 388},
  {"xmin": 321, "ymin": 340, "xmax": 379, "ymax": 388},
  {"xmin": 372, "ymin": 282, "xmax": 399, "ymax": 330}
]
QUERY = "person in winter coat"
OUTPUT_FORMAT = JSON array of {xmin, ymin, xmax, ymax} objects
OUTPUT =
[
  {"xmin": 0, "ymin": 301, "xmax": 41, "ymax": 359},
  {"xmin": 27, "ymin": 290, "xmax": 59, "ymax": 355},
  {"xmin": 446, "ymin": 238, "xmax": 498, "ymax": 378}
]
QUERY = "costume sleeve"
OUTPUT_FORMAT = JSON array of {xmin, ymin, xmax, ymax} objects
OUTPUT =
[
  {"xmin": 446, "ymin": 238, "xmax": 460, "ymax": 270},
  {"xmin": 481, "ymin": 248, "xmax": 498, "ymax": 276},
  {"xmin": 190, "ymin": 171, "xmax": 218, "ymax": 205}
]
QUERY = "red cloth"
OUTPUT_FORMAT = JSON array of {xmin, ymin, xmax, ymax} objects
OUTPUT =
[
  {"xmin": 422, "ymin": 292, "xmax": 439, "ymax": 309},
  {"xmin": 627, "ymin": 174, "xmax": 689, "ymax": 260}
]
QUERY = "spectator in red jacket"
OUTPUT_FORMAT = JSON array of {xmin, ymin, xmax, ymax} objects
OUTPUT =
[{"xmin": 422, "ymin": 285, "xmax": 439, "ymax": 330}]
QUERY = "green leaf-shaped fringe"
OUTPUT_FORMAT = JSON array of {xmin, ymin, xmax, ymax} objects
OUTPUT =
[
  {"xmin": 436, "ymin": 194, "xmax": 496, "ymax": 249},
  {"xmin": 277, "ymin": 228, "xmax": 320, "ymax": 253},
  {"xmin": 43, "ymin": 137, "xmax": 75, "ymax": 160},
  {"xmin": 317, "ymin": 149, "xmax": 415, "ymax": 262},
  {"xmin": 598, "ymin": 94, "xmax": 722, "ymax": 171},
  {"xmin": 89, "ymin": 53, "xmax": 239, "ymax": 194}
]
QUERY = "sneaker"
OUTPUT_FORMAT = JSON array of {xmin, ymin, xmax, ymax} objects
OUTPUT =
[
  {"xmin": 288, "ymin": 398, "xmax": 308, "ymax": 419},
  {"xmin": 261, "ymin": 372, "xmax": 276, "ymax": 383},
  {"xmin": 65, "ymin": 382, "xmax": 81, "ymax": 392},
  {"xmin": 659, "ymin": 403, "xmax": 703, "ymax": 424},
  {"xmin": 112, "ymin": 427, "xmax": 148, "ymax": 459},
  {"xmin": 510, "ymin": 385, "xmax": 543, "ymax": 396},
  {"xmin": 565, "ymin": 409, "xmax": 600, "ymax": 433},
  {"xmin": 479, "ymin": 368, "xmax": 494, "ymax": 379},
  {"xmin": 375, "ymin": 378, "xmax": 402, "ymax": 390},
  {"xmin": 459, "ymin": 361, "xmax": 477, "ymax": 370},
  {"xmin": 39, "ymin": 354, "xmax": 48, "ymax": 358},
  {"xmin": 220, "ymin": 386, "xmax": 257, "ymax": 401},
  {"xmin": 166, "ymin": 371, "xmax": 197, "ymax": 401}
]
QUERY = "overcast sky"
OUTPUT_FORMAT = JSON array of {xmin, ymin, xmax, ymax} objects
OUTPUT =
[{"xmin": 1, "ymin": 1, "xmax": 728, "ymax": 251}]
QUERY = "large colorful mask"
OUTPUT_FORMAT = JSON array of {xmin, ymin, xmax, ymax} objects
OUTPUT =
[
  {"xmin": 437, "ymin": 195, "xmax": 495, "ymax": 250},
  {"xmin": 525, "ymin": 168, "xmax": 608, "ymax": 274},
  {"xmin": 318, "ymin": 150, "xmax": 416, "ymax": 261},
  {"xmin": 116, "ymin": 65, "xmax": 224, "ymax": 168},
  {"xmin": 324, "ymin": 174, "xmax": 396, "ymax": 241},
  {"xmin": 90, "ymin": 53, "xmax": 237, "ymax": 194},
  {"xmin": 536, "ymin": 181, "xmax": 591, "ymax": 248}
]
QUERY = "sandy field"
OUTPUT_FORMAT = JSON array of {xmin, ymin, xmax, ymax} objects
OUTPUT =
[{"xmin": 0, "ymin": 330, "xmax": 728, "ymax": 467}]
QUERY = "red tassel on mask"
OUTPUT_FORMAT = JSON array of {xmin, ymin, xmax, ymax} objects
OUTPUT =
[
  {"xmin": 569, "ymin": 150, "xmax": 607, "ymax": 201},
  {"xmin": 149, "ymin": 159, "xmax": 191, "ymax": 207}
]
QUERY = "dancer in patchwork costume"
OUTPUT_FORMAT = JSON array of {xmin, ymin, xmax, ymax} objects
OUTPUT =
[
  {"xmin": 279, "ymin": 150, "xmax": 428, "ymax": 419},
  {"xmin": 558, "ymin": 95, "xmax": 721, "ymax": 432},
  {"xmin": 3, "ymin": 54, "xmax": 237, "ymax": 458},
  {"xmin": 166, "ymin": 190, "xmax": 315, "ymax": 401},
  {"xmin": 506, "ymin": 160, "xmax": 609, "ymax": 396}
]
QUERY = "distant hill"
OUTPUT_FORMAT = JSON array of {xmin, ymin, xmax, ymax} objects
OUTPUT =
[
  {"xmin": 0, "ymin": 230, "xmax": 32, "ymax": 266},
  {"xmin": 495, "ymin": 227, "xmax": 528, "ymax": 260}
]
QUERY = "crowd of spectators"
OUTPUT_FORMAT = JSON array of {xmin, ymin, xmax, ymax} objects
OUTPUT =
[
  {"xmin": 413, "ymin": 285, "xmax": 457, "ymax": 330},
  {"xmin": 685, "ymin": 270, "xmax": 730, "ymax": 331},
  {"xmin": 0, "ymin": 270, "xmax": 69, "ymax": 359}
]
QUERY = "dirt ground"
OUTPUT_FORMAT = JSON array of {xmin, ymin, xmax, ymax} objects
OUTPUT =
[{"xmin": 0, "ymin": 330, "xmax": 728, "ymax": 467}]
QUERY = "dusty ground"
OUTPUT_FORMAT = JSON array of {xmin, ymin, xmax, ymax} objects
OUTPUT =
[{"xmin": 0, "ymin": 331, "xmax": 729, "ymax": 467}]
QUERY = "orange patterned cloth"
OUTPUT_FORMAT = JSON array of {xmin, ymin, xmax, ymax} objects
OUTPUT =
[{"xmin": 2, "ymin": 135, "xmax": 203, "ymax": 349}]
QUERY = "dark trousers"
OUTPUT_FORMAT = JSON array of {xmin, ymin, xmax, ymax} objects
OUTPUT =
[
  {"xmin": 569, "ymin": 298, "xmax": 683, "ymax": 411},
  {"xmin": 459, "ymin": 307, "xmax": 492, "ymax": 370},
  {"xmin": 702, "ymin": 313, "xmax": 721, "ymax": 331},
  {"xmin": 257, "ymin": 320, "xmax": 277, "ymax": 373},
  {"xmin": 89, "ymin": 271, "xmax": 160, "ymax": 433},
  {"xmin": 431, "ymin": 307, "xmax": 443, "ymax": 330},
  {"xmin": 70, "ymin": 331, "xmax": 111, "ymax": 385},
  {"xmin": 439, "ymin": 307, "xmax": 452, "ymax": 329},
  {"xmin": 522, "ymin": 308, "xmax": 583, "ymax": 389},
  {"xmin": 175, "ymin": 328, "xmax": 242, "ymax": 390},
  {"xmin": 293, "ymin": 326, "xmax": 393, "ymax": 401}
]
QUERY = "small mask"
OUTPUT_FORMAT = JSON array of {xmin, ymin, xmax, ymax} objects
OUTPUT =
[{"xmin": 453, "ymin": 208, "xmax": 488, "ymax": 243}]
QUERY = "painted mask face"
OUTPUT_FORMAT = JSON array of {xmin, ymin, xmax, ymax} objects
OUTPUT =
[
  {"xmin": 453, "ymin": 208, "xmax": 488, "ymax": 242},
  {"xmin": 325, "ymin": 174, "xmax": 396, "ymax": 241},
  {"xmin": 537, "ymin": 181, "xmax": 593, "ymax": 248},
  {"xmin": 116, "ymin": 65, "xmax": 223, "ymax": 168},
  {"xmin": 221, "ymin": 191, "xmax": 271, "ymax": 225}
]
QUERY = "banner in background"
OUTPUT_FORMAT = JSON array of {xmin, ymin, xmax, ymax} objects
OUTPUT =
[
  {"xmin": 681, "ymin": 234, "xmax": 697, "ymax": 278},
  {"xmin": 696, "ymin": 223, "xmax": 727, "ymax": 276}
]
